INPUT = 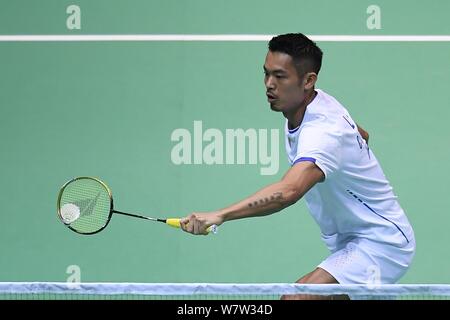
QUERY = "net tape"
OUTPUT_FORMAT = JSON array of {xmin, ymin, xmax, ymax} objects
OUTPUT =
[{"xmin": 1, "ymin": 283, "xmax": 449, "ymax": 297}]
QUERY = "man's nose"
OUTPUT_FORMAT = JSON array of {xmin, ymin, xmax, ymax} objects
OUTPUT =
[{"xmin": 265, "ymin": 76, "xmax": 275, "ymax": 90}]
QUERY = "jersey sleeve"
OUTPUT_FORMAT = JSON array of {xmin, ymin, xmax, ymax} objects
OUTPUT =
[{"xmin": 292, "ymin": 124, "xmax": 342, "ymax": 179}]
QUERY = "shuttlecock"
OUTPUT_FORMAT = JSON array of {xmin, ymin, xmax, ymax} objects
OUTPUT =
[{"xmin": 60, "ymin": 203, "xmax": 81, "ymax": 224}]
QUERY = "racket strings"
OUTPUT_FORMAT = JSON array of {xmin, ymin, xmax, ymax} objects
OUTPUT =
[
  {"xmin": 72, "ymin": 192, "xmax": 100, "ymax": 217},
  {"xmin": 59, "ymin": 178, "xmax": 111, "ymax": 234}
]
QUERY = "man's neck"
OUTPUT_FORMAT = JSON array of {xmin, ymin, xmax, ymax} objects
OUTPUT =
[{"xmin": 285, "ymin": 89, "xmax": 317, "ymax": 130}]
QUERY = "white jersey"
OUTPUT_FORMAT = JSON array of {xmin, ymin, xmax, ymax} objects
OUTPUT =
[{"xmin": 285, "ymin": 89, "xmax": 414, "ymax": 251}]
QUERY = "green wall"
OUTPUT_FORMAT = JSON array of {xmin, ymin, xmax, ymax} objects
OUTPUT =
[{"xmin": 0, "ymin": 0, "xmax": 449, "ymax": 284}]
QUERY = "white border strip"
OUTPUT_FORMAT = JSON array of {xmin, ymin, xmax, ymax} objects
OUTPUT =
[
  {"xmin": 1, "ymin": 282, "xmax": 450, "ymax": 296},
  {"xmin": 0, "ymin": 34, "xmax": 450, "ymax": 42}
]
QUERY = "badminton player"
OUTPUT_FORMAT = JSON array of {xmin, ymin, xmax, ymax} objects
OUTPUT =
[{"xmin": 180, "ymin": 33, "xmax": 415, "ymax": 299}]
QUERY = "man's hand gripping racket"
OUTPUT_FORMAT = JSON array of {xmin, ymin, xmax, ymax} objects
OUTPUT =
[{"xmin": 180, "ymin": 212, "xmax": 224, "ymax": 235}]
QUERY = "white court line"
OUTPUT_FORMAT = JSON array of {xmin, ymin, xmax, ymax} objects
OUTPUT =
[{"xmin": 0, "ymin": 34, "xmax": 450, "ymax": 42}]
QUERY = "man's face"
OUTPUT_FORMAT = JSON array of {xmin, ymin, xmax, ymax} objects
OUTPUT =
[{"xmin": 264, "ymin": 51, "xmax": 306, "ymax": 113}]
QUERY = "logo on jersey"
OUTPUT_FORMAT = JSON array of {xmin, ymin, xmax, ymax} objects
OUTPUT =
[{"xmin": 342, "ymin": 115, "xmax": 355, "ymax": 129}]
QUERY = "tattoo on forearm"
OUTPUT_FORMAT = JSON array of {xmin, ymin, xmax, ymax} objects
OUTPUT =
[{"xmin": 248, "ymin": 192, "xmax": 283, "ymax": 208}]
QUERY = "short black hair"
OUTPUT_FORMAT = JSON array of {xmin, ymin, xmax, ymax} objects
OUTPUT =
[{"xmin": 268, "ymin": 33, "xmax": 323, "ymax": 76}]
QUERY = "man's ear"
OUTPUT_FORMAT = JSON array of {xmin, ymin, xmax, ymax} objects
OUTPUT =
[{"xmin": 303, "ymin": 72, "xmax": 318, "ymax": 90}]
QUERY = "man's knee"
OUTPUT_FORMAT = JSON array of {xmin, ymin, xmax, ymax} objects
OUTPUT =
[
  {"xmin": 303, "ymin": 267, "xmax": 338, "ymax": 284},
  {"xmin": 280, "ymin": 268, "xmax": 345, "ymax": 300}
]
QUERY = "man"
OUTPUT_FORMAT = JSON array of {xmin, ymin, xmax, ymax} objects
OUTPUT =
[{"xmin": 180, "ymin": 33, "xmax": 415, "ymax": 299}]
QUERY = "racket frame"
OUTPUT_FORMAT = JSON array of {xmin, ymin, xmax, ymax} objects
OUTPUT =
[{"xmin": 57, "ymin": 176, "xmax": 114, "ymax": 235}]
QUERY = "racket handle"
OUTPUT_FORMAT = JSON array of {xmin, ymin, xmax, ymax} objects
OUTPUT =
[{"xmin": 166, "ymin": 218, "xmax": 218, "ymax": 234}]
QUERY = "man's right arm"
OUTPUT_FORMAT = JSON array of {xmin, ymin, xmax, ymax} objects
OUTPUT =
[{"xmin": 356, "ymin": 123, "xmax": 369, "ymax": 144}]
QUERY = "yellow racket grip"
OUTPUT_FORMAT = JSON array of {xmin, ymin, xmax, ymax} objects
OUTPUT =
[{"xmin": 165, "ymin": 218, "xmax": 218, "ymax": 234}]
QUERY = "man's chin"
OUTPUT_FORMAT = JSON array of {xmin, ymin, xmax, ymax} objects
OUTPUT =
[{"xmin": 269, "ymin": 102, "xmax": 283, "ymax": 112}]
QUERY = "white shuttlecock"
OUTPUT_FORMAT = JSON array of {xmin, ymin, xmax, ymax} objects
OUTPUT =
[{"xmin": 60, "ymin": 203, "xmax": 81, "ymax": 224}]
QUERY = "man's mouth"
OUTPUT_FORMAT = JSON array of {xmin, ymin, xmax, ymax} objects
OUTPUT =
[{"xmin": 266, "ymin": 92, "xmax": 278, "ymax": 102}]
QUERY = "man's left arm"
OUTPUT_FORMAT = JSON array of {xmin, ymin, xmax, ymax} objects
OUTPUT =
[{"xmin": 180, "ymin": 161, "xmax": 324, "ymax": 235}]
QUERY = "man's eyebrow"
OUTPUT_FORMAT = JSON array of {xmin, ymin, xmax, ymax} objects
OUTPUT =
[{"xmin": 263, "ymin": 66, "xmax": 287, "ymax": 74}]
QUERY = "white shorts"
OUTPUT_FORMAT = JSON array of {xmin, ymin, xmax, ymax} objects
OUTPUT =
[{"xmin": 318, "ymin": 236, "xmax": 416, "ymax": 284}]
